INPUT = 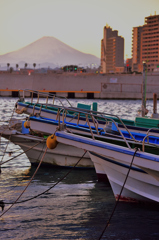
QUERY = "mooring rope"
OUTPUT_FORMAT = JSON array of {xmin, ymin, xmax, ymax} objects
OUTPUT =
[
  {"xmin": 0, "ymin": 140, "xmax": 44, "ymax": 166},
  {"xmin": 0, "ymin": 146, "xmax": 48, "ymax": 218},
  {"xmin": 2, "ymin": 150, "xmax": 87, "ymax": 206},
  {"xmin": 98, "ymin": 147, "xmax": 139, "ymax": 240},
  {"xmin": 0, "ymin": 101, "xmax": 19, "ymax": 166},
  {"xmin": 0, "ymin": 139, "xmax": 45, "ymax": 196}
]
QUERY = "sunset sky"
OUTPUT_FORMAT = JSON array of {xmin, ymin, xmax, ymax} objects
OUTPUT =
[{"xmin": 0, "ymin": 0, "xmax": 159, "ymax": 59}]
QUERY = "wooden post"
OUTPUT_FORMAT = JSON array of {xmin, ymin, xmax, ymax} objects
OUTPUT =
[{"xmin": 153, "ymin": 93, "xmax": 157, "ymax": 114}]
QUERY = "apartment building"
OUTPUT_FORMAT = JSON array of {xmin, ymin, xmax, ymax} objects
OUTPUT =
[
  {"xmin": 132, "ymin": 14, "xmax": 159, "ymax": 72},
  {"xmin": 101, "ymin": 25, "xmax": 124, "ymax": 73},
  {"xmin": 131, "ymin": 26, "xmax": 143, "ymax": 72},
  {"xmin": 141, "ymin": 14, "xmax": 159, "ymax": 72}
]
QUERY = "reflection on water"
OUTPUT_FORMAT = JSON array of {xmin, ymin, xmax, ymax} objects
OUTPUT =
[{"xmin": 1, "ymin": 97, "xmax": 159, "ymax": 239}]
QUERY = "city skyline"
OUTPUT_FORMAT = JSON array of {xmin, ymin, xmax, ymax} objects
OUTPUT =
[{"xmin": 0, "ymin": 0, "xmax": 159, "ymax": 59}]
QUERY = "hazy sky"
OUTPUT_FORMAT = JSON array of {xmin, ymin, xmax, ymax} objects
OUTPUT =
[{"xmin": 0, "ymin": 0, "xmax": 159, "ymax": 59}]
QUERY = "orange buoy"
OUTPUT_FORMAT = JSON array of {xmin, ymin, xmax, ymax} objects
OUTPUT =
[
  {"xmin": 24, "ymin": 121, "xmax": 30, "ymax": 128},
  {"xmin": 46, "ymin": 134, "xmax": 58, "ymax": 149}
]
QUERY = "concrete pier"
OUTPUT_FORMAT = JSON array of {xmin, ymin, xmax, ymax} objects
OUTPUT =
[{"xmin": 0, "ymin": 72, "xmax": 159, "ymax": 99}]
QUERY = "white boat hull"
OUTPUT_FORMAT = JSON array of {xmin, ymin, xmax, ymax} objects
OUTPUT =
[
  {"xmin": 55, "ymin": 131, "xmax": 159, "ymax": 202},
  {"xmin": 1, "ymin": 131, "xmax": 94, "ymax": 169},
  {"xmin": 89, "ymin": 152, "xmax": 159, "ymax": 202}
]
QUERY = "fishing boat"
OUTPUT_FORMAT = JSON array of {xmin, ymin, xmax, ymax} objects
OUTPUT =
[
  {"xmin": 55, "ymin": 129, "xmax": 159, "ymax": 202},
  {"xmin": 25, "ymin": 106, "xmax": 159, "ymax": 189},
  {"xmin": 0, "ymin": 119, "xmax": 93, "ymax": 170},
  {"xmin": 16, "ymin": 89, "xmax": 159, "ymax": 136},
  {"xmin": 40, "ymin": 107, "xmax": 159, "ymax": 203}
]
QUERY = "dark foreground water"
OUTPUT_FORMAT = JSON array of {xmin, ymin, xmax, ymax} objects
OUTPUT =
[{"xmin": 1, "ymin": 97, "xmax": 159, "ymax": 240}]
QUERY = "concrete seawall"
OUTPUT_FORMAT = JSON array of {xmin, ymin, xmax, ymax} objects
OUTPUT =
[{"xmin": 0, "ymin": 72, "xmax": 159, "ymax": 99}]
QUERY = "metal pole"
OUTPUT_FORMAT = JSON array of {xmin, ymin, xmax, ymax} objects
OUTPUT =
[
  {"xmin": 142, "ymin": 62, "xmax": 146, "ymax": 117},
  {"xmin": 153, "ymin": 93, "xmax": 157, "ymax": 114}
]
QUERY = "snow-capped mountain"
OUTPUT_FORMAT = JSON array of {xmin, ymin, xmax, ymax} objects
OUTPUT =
[{"xmin": 0, "ymin": 36, "xmax": 100, "ymax": 69}]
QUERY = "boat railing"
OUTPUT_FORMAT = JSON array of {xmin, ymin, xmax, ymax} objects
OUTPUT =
[
  {"xmin": 57, "ymin": 107, "xmax": 159, "ymax": 152},
  {"xmin": 91, "ymin": 115, "xmax": 99, "ymax": 135},
  {"xmin": 146, "ymin": 127, "xmax": 159, "ymax": 135},
  {"xmin": 142, "ymin": 127, "xmax": 159, "ymax": 151},
  {"xmin": 142, "ymin": 133, "xmax": 159, "ymax": 151},
  {"xmin": 64, "ymin": 106, "xmax": 138, "ymax": 143},
  {"xmin": 18, "ymin": 89, "xmax": 73, "ymax": 108},
  {"xmin": 57, "ymin": 107, "xmax": 133, "ymax": 149},
  {"xmin": 17, "ymin": 90, "xmax": 136, "ymax": 144}
]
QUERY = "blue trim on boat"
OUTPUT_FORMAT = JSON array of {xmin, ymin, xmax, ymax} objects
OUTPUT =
[
  {"xmin": 30, "ymin": 116, "xmax": 101, "ymax": 134},
  {"xmin": 55, "ymin": 132, "xmax": 159, "ymax": 162},
  {"xmin": 29, "ymin": 113, "xmax": 159, "ymax": 147},
  {"xmin": 30, "ymin": 116, "xmax": 159, "ymax": 145},
  {"xmin": 117, "ymin": 130, "xmax": 159, "ymax": 144},
  {"xmin": 118, "ymin": 123, "xmax": 159, "ymax": 134},
  {"xmin": 89, "ymin": 151, "xmax": 146, "ymax": 174}
]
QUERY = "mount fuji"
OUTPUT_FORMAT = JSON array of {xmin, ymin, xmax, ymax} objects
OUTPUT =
[{"xmin": 0, "ymin": 36, "xmax": 100, "ymax": 69}]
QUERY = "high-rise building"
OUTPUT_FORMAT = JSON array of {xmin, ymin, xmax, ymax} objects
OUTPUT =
[
  {"xmin": 101, "ymin": 25, "xmax": 124, "ymax": 73},
  {"xmin": 141, "ymin": 14, "xmax": 159, "ymax": 72},
  {"xmin": 131, "ymin": 26, "xmax": 143, "ymax": 72}
]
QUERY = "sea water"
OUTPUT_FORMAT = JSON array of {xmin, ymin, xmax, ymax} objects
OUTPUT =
[{"xmin": 0, "ymin": 97, "xmax": 159, "ymax": 240}]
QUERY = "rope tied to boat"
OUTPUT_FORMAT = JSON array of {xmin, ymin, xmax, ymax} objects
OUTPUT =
[
  {"xmin": 0, "ymin": 139, "xmax": 45, "ymax": 166},
  {"xmin": 0, "ymin": 100, "xmax": 19, "ymax": 171},
  {"xmin": 0, "ymin": 146, "xmax": 48, "ymax": 217},
  {"xmin": 0, "ymin": 150, "xmax": 87, "ymax": 215},
  {"xmin": 98, "ymin": 147, "xmax": 139, "ymax": 240}
]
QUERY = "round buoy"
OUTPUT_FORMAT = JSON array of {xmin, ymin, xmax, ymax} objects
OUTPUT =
[
  {"xmin": 46, "ymin": 135, "xmax": 58, "ymax": 149},
  {"xmin": 24, "ymin": 121, "xmax": 30, "ymax": 128}
]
